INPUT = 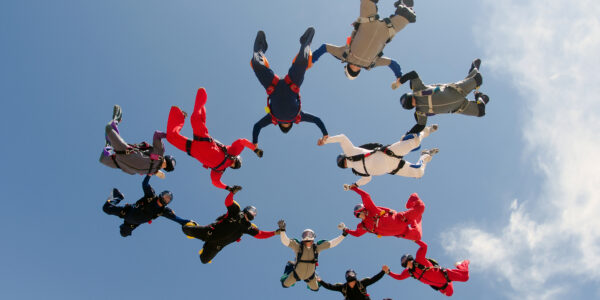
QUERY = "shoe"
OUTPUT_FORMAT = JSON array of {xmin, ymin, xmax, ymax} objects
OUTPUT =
[
  {"xmin": 112, "ymin": 105, "xmax": 122, "ymax": 123},
  {"xmin": 254, "ymin": 30, "xmax": 268, "ymax": 53},
  {"xmin": 469, "ymin": 58, "xmax": 481, "ymax": 73},
  {"xmin": 109, "ymin": 188, "xmax": 124, "ymax": 204},
  {"xmin": 300, "ymin": 27, "xmax": 315, "ymax": 47},
  {"xmin": 395, "ymin": 0, "xmax": 413, "ymax": 8},
  {"xmin": 475, "ymin": 92, "xmax": 490, "ymax": 104},
  {"xmin": 421, "ymin": 148, "xmax": 439, "ymax": 156}
]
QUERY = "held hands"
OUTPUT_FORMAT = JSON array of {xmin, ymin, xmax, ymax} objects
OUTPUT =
[
  {"xmin": 277, "ymin": 220, "xmax": 286, "ymax": 231},
  {"xmin": 382, "ymin": 265, "xmax": 390, "ymax": 274},
  {"xmin": 391, "ymin": 78, "xmax": 402, "ymax": 90},
  {"xmin": 254, "ymin": 148, "xmax": 264, "ymax": 158},
  {"xmin": 343, "ymin": 183, "xmax": 357, "ymax": 191},
  {"xmin": 226, "ymin": 185, "xmax": 242, "ymax": 194},
  {"xmin": 317, "ymin": 135, "xmax": 329, "ymax": 146},
  {"xmin": 337, "ymin": 222, "xmax": 346, "ymax": 230},
  {"xmin": 155, "ymin": 170, "xmax": 166, "ymax": 179}
]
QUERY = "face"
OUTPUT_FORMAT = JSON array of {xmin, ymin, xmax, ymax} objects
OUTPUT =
[
  {"xmin": 161, "ymin": 194, "xmax": 172, "ymax": 205},
  {"xmin": 348, "ymin": 64, "xmax": 361, "ymax": 72},
  {"xmin": 280, "ymin": 122, "xmax": 291, "ymax": 128},
  {"xmin": 358, "ymin": 212, "xmax": 366, "ymax": 220},
  {"xmin": 406, "ymin": 260, "xmax": 414, "ymax": 269},
  {"xmin": 411, "ymin": 97, "xmax": 416, "ymax": 107},
  {"xmin": 348, "ymin": 280, "xmax": 356, "ymax": 288},
  {"xmin": 305, "ymin": 241, "xmax": 314, "ymax": 248}
]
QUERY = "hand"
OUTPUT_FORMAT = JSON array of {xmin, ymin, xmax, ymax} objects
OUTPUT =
[
  {"xmin": 277, "ymin": 219, "xmax": 286, "ymax": 231},
  {"xmin": 226, "ymin": 185, "xmax": 242, "ymax": 194},
  {"xmin": 337, "ymin": 222, "xmax": 346, "ymax": 230},
  {"xmin": 316, "ymin": 275, "xmax": 321, "ymax": 282},
  {"xmin": 254, "ymin": 148, "xmax": 264, "ymax": 158},
  {"xmin": 391, "ymin": 78, "xmax": 402, "ymax": 90},
  {"xmin": 317, "ymin": 135, "xmax": 328, "ymax": 146},
  {"xmin": 155, "ymin": 170, "xmax": 166, "ymax": 179},
  {"xmin": 343, "ymin": 184, "xmax": 351, "ymax": 191},
  {"xmin": 382, "ymin": 265, "xmax": 390, "ymax": 274}
]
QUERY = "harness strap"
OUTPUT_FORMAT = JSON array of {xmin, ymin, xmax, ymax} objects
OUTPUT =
[
  {"xmin": 266, "ymin": 75, "xmax": 280, "ymax": 95},
  {"xmin": 193, "ymin": 135, "xmax": 213, "ymax": 142},
  {"xmin": 383, "ymin": 18, "xmax": 396, "ymax": 42},
  {"xmin": 186, "ymin": 139, "xmax": 193, "ymax": 156},
  {"xmin": 211, "ymin": 142, "xmax": 232, "ymax": 173},
  {"xmin": 355, "ymin": 14, "xmax": 379, "ymax": 24}
]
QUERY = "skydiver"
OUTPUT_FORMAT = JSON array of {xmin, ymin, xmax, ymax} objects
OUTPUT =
[
  {"xmin": 311, "ymin": 0, "xmax": 416, "ymax": 85},
  {"xmin": 251, "ymin": 27, "xmax": 329, "ymax": 148},
  {"xmin": 387, "ymin": 240, "xmax": 470, "ymax": 297},
  {"xmin": 278, "ymin": 221, "xmax": 346, "ymax": 291},
  {"xmin": 317, "ymin": 266, "xmax": 389, "ymax": 300},
  {"xmin": 399, "ymin": 59, "xmax": 491, "ymax": 134},
  {"xmin": 321, "ymin": 125, "xmax": 438, "ymax": 188},
  {"xmin": 166, "ymin": 88, "xmax": 262, "ymax": 192},
  {"xmin": 102, "ymin": 175, "xmax": 189, "ymax": 237},
  {"xmin": 100, "ymin": 105, "xmax": 176, "ymax": 178},
  {"xmin": 340, "ymin": 186, "xmax": 425, "ymax": 241},
  {"xmin": 181, "ymin": 190, "xmax": 278, "ymax": 264}
]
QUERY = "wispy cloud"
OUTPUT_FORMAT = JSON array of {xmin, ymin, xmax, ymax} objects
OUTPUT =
[{"xmin": 444, "ymin": 1, "xmax": 600, "ymax": 299}]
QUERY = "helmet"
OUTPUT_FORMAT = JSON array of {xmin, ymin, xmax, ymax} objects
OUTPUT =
[
  {"xmin": 353, "ymin": 204, "xmax": 364, "ymax": 217},
  {"xmin": 159, "ymin": 190, "xmax": 173, "ymax": 205},
  {"xmin": 230, "ymin": 156, "xmax": 242, "ymax": 169},
  {"xmin": 243, "ymin": 205, "xmax": 257, "ymax": 221},
  {"xmin": 400, "ymin": 93, "xmax": 415, "ymax": 110},
  {"xmin": 344, "ymin": 64, "xmax": 361, "ymax": 80},
  {"xmin": 164, "ymin": 155, "xmax": 176, "ymax": 172},
  {"xmin": 301, "ymin": 229, "xmax": 316, "ymax": 241},
  {"xmin": 401, "ymin": 254, "xmax": 414, "ymax": 268},
  {"xmin": 278, "ymin": 122, "xmax": 293, "ymax": 133},
  {"xmin": 345, "ymin": 269, "xmax": 357, "ymax": 282},
  {"xmin": 336, "ymin": 154, "xmax": 347, "ymax": 169}
]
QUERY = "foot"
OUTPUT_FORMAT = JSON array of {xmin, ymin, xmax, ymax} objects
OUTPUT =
[
  {"xmin": 300, "ymin": 27, "xmax": 315, "ymax": 47},
  {"xmin": 469, "ymin": 58, "xmax": 481, "ymax": 73},
  {"xmin": 254, "ymin": 30, "xmax": 268, "ymax": 53},
  {"xmin": 112, "ymin": 105, "xmax": 122, "ymax": 123},
  {"xmin": 475, "ymin": 92, "xmax": 490, "ymax": 104},
  {"xmin": 421, "ymin": 148, "xmax": 439, "ymax": 157},
  {"xmin": 395, "ymin": 0, "xmax": 413, "ymax": 8},
  {"xmin": 109, "ymin": 188, "xmax": 124, "ymax": 204}
]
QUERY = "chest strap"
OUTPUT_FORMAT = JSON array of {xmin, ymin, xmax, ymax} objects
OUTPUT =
[{"xmin": 265, "ymin": 75, "xmax": 302, "ymax": 125}]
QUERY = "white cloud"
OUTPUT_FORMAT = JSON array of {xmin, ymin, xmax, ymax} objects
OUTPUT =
[{"xmin": 444, "ymin": 1, "xmax": 600, "ymax": 299}]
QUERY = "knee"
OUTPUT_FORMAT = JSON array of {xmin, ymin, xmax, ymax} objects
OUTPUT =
[
  {"xmin": 102, "ymin": 202, "xmax": 111, "ymax": 214},
  {"xmin": 199, "ymin": 256, "xmax": 211, "ymax": 264}
]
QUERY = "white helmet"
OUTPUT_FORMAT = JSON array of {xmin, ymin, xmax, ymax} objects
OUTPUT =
[{"xmin": 301, "ymin": 229, "xmax": 316, "ymax": 241}]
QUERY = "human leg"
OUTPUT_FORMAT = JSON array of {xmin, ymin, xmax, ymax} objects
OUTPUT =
[
  {"xmin": 190, "ymin": 88, "xmax": 210, "ymax": 138},
  {"xmin": 446, "ymin": 260, "xmax": 469, "ymax": 282},
  {"xmin": 282, "ymin": 269, "xmax": 299, "ymax": 288},
  {"xmin": 199, "ymin": 242, "xmax": 222, "ymax": 264},
  {"xmin": 287, "ymin": 27, "xmax": 315, "ymax": 86},
  {"xmin": 387, "ymin": 124, "xmax": 436, "ymax": 156},
  {"xmin": 104, "ymin": 121, "xmax": 128, "ymax": 152},
  {"xmin": 306, "ymin": 276, "xmax": 319, "ymax": 291},
  {"xmin": 166, "ymin": 106, "xmax": 191, "ymax": 152},
  {"xmin": 182, "ymin": 223, "xmax": 211, "ymax": 241},
  {"xmin": 251, "ymin": 31, "xmax": 277, "ymax": 90},
  {"xmin": 390, "ymin": 2, "xmax": 416, "ymax": 28},
  {"xmin": 119, "ymin": 222, "xmax": 139, "ymax": 237}
]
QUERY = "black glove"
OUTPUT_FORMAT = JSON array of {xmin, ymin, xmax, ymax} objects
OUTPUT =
[
  {"xmin": 277, "ymin": 220, "xmax": 286, "ymax": 231},
  {"xmin": 226, "ymin": 185, "xmax": 242, "ymax": 193},
  {"xmin": 254, "ymin": 148, "xmax": 264, "ymax": 158},
  {"xmin": 342, "ymin": 228, "xmax": 349, "ymax": 237}
]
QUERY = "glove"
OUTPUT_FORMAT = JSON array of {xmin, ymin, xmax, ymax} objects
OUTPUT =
[
  {"xmin": 337, "ymin": 222, "xmax": 346, "ymax": 230},
  {"xmin": 254, "ymin": 148, "xmax": 264, "ymax": 158},
  {"xmin": 277, "ymin": 220, "xmax": 286, "ymax": 231},
  {"xmin": 226, "ymin": 185, "xmax": 242, "ymax": 193}
]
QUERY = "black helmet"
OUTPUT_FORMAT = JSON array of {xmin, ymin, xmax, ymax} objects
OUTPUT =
[
  {"xmin": 401, "ymin": 254, "xmax": 414, "ymax": 268},
  {"xmin": 336, "ymin": 154, "xmax": 347, "ymax": 169},
  {"xmin": 278, "ymin": 123, "xmax": 293, "ymax": 133},
  {"xmin": 164, "ymin": 155, "xmax": 176, "ymax": 172},
  {"xmin": 345, "ymin": 64, "xmax": 361, "ymax": 80},
  {"xmin": 243, "ymin": 205, "xmax": 257, "ymax": 221},
  {"xmin": 159, "ymin": 190, "xmax": 173, "ymax": 205},
  {"xmin": 230, "ymin": 156, "xmax": 242, "ymax": 169},
  {"xmin": 345, "ymin": 269, "xmax": 357, "ymax": 282},
  {"xmin": 353, "ymin": 204, "xmax": 364, "ymax": 217},
  {"xmin": 400, "ymin": 93, "xmax": 415, "ymax": 110}
]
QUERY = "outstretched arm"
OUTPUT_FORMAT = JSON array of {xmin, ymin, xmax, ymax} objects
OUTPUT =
[
  {"xmin": 354, "ymin": 175, "xmax": 372, "ymax": 187},
  {"xmin": 152, "ymin": 131, "xmax": 167, "ymax": 155},
  {"xmin": 299, "ymin": 112, "xmax": 328, "ymax": 137},
  {"xmin": 142, "ymin": 175, "xmax": 155, "ymax": 198},
  {"xmin": 227, "ymin": 138, "xmax": 256, "ymax": 156},
  {"xmin": 253, "ymin": 230, "xmax": 276, "ymax": 239},
  {"xmin": 406, "ymin": 112, "xmax": 427, "ymax": 134},
  {"xmin": 252, "ymin": 114, "xmax": 272, "ymax": 145},
  {"xmin": 317, "ymin": 279, "xmax": 344, "ymax": 292},
  {"xmin": 311, "ymin": 44, "xmax": 327, "ymax": 64},
  {"xmin": 323, "ymin": 134, "xmax": 357, "ymax": 154},
  {"xmin": 361, "ymin": 270, "xmax": 386, "ymax": 287},
  {"xmin": 345, "ymin": 223, "xmax": 367, "ymax": 237},
  {"xmin": 415, "ymin": 240, "xmax": 428, "ymax": 261},
  {"xmin": 388, "ymin": 270, "xmax": 410, "ymax": 280},
  {"xmin": 210, "ymin": 170, "xmax": 227, "ymax": 190},
  {"xmin": 327, "ymin": 234, "xmax": 345, "ymax": 249},
  {"xmin": 161, "ymin": 207, "xmax": 191, "ymax": 225},
  {"xmin": 350, "ymin": 186, "xmax": 380, "ymax": 215}
]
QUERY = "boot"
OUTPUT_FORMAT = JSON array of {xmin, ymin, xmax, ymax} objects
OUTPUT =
[
  {"xmin": 300, "ymin": 27, "xmax": 315, "ymax": 47},
  {"xmin": 475, "ymin": 92, "xmax": 490, "ymax": 104},
  {"xmin": 254, "ymin": 30, "xmax": 268, "ymax": 53},
  {"xmin": 110, "ymin": 188, "xmax": 124, "ymax": 204},
  {"xmin": 469, "ymin": 58, "xmax": 481, "ymax": 74},
  {"xmin": 112, "ymin": 105, "xmax": 122, "ymax": 123}
]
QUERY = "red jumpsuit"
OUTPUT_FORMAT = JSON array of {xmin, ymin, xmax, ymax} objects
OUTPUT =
[
  {"xmin": 166, "ymin": 88, "xmax": 256, "ymax": 189},
  {"xmin": 346, "ymin": 187, "xmax": 424, "ymax": 241},
  {"xmin": 388, "ymin": 240, "xmax": 470, "ymax": 296}
]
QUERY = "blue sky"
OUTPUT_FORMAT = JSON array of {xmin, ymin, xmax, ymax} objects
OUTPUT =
[{"xmin": 1, "ymin": 1, "xmax": 598, "ymax": 299}]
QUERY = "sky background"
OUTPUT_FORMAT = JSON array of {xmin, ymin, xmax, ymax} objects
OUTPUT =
[{"xmin": 1, "ymin": 0, "xmax": 599, "ymax": 299}]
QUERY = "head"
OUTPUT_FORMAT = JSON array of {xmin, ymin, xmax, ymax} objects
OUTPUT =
[
  {"xmin": 353, "ymin": 204, "xmax": 365, "ymax": 219},
  {"xmin": 278, "ymin": 122, "xmax": 293, "ymax": 133},
  {"xmin": 400, "ymin": 93, "xmax": 415, "ymax": 110},
  {"xmin": 243, "ymin": 205, "xmax": 257, "ymax": 221},
  {"xmin": 302, "ymin": 228, "xmax": 316, "ymax": 246},
  {"xmin": 401, "ymin": 254, "xmax": 414, "ymax": 269},
  {"xmin": 163, "ymin": 155, "xmax": 176, "ymax": 172},
  {"xmin": 230, "ymin": 156, "xmax": 242, "ymax": 169},
  {"xmin": 345, "ymin": 63, "xmax": 361, "ymax": 80},
  {"xmin": 336, "ymin": 154, "xmax": 347, "ymax": 169},
  {"xmin": 158, "ymin": 190, "xmax": 173, "ymax": 206},
  {"xmin": 345, "ymin": 269, "xmax": 357, "ymax": 283}
]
